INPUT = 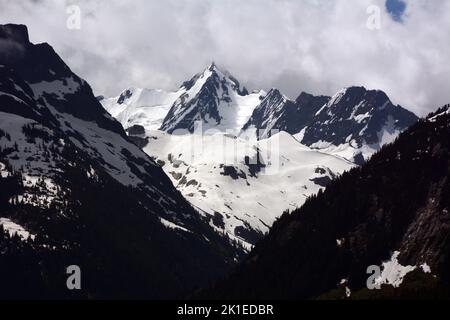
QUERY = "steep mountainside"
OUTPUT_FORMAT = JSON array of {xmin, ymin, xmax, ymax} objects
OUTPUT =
[
  {"xmin": 301, "ymin": 87, "xmax": 418, "ymax": 163},
  {"xmin": 242, "ymin": 90, "xmax": 330, "ymax": 139},
  {"xmin": 0, "ymin": 24, "xmax": 239, "ymax": 299},
  {"xmin": 205, "ymin": 105, "xmax": 450, "ymax": 299}
]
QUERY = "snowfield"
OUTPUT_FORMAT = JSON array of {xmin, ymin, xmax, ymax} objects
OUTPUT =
[
  {"xmin": 143, "ymin": 130, "xmax": 353, "ymax": 248},
  {"xmin": 101, "ymin": 87, "xmax": 181, "ymax": 130}
]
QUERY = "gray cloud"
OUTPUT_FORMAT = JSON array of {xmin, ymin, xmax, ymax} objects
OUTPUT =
[{"xmin": 1, "ymin": 0, "xmax": 449, "ymax": 116}]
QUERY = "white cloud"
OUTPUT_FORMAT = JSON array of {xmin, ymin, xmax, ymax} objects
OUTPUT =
[{"xmin": 1, "ymin": 0, "xmax": 449, "ymax": 116}]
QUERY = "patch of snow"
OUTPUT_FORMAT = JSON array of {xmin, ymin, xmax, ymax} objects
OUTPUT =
[
  {"xmin": 339, "ymin": 278, "xmax": 351, "ymax": 297},
  {"xmin": 309, "ymin": 140, "xmax": 333, "ymax": 149},
  {"xmin": 314, "ymin": 103, "xmax": 328, "ymax": 116},
  {"xmin": 293, "ymin": 127, "xmax": 307, "ymax": 143},
  {"xmin": 86, "ymin": 166, "xmax": 97, "ymax": 179},
  {"xmin": 160, "ymin": 218, "xmax": 191, "ymax": 233},
  {"xmin": 353, "ymin": 112, "xmax": 371, "ymax": 123},
  {"xmin": 0, "ymin": 218, "xmax": 35, "ymax": 240},
  {"xmin": 29, "ymin": 76, "xmax": 81, "ymax": 100},
  {"xmin": 375, "ymin": 251, "xmax": 416, "ymax": 288},
  {"xmin": 0, "ymin": 91, "xmax": 29, "ymax": 104},
  {"xmin": 0, "ymin": 162, "xmax": 9, "ymax": 178},
  {"xmin": 345, "ymin": 287, "xmax": 352, "ymax": 298},
  {"xmin": 315, "ymin": 88, "xmax": 347, "ymax": 116},
  {"xmin": 428, "ymin": 108, "xmax": 450, "ymax": 122},
  {"xmin": 420, "ymin": 263, "xmax": 431, "ymax": 274},
  {"xmin": 377, "ymin": 116, "xmax": 400, "ymax": 146}
]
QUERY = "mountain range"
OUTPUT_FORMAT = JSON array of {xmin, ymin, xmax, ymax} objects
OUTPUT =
[
  {"xmin": 2, "ymin": 23, "xmax": 446, "ymax": 300},
  {"xmin": 101, "ymin": 63, "xmax": 418, "ymax": 248},
  {"xmin": 102, "ymin": 63, "xmax": 417, "ymax": 165}
]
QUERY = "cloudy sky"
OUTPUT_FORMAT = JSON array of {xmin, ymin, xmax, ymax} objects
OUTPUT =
[{"xmin": 1, "ymin": 0, "xmax": 449, "ymax": 116}]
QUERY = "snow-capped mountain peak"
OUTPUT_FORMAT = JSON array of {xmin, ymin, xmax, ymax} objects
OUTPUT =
[
  {"xmin": 266, "ymin": 88, "xmax": 288, "ymax": 102},
  {"xmin": 241, "ymin": 88, "xmax": 294, "ymax": 139},
  {"xmin": 102, "ymin": 63, "xmax": 263, "ymax": 135},
  {"xmin": 179, "ymin": 62, "xmax": 244, "ymax": 94},
  {"xmin": 159, "ymin": 64, "xmax": 263, "ymax": 134},
  {"xmin": 242, "ymin": 85, "xmax": 417, "ymax": 163},
  {"xmin": 314, "ymin": 86, "xmax": 390, "ymax": 117},
  {"xmin": 302, "ymin": 86, "xmax": 418, "ymax": 163}
]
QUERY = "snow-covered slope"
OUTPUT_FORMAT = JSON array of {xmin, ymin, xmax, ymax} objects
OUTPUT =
[
  {"xmin": 101, "ymin": 87, "xmax": 180, "ymax": 130},
  {"xmin": 143, "ymin": 130, "xmax": 353, "ymax": 248},
  {"xmin": 0, "ymin": 218, "xmax": 35, "ymax": 240}
]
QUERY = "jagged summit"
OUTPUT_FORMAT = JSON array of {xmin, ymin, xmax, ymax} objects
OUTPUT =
[
  {"xmin": 160, "ymin": 63, "xmax": 261, "ymax": 133},
  {"xmin": 242, "ymin": 85, "xmax": 417, "ymax": 163},
  {"xmin": 295, "ymin": 91, "xmax": 331, "ymax": 110},
  {"xmin": 241, "ymin": 88, "xmax": 294, "ymax": 138},
  {"xmin": 266, "ymin": 88, "xmax": 287, "ymax": 100},
  {"xmin": 0, "ymin": 24, "xmax": 30, "ymax": 44},
  {"xmin": 208, "ymin": 61, "xmax": 217, "ymax": 71},
  {"xmin": 320, "ymin": 86, "xmax": 391, "ymax": 113},
  {"xmin": 180, "ymin": 62, "xmax": 247, "ymax": 94}
]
